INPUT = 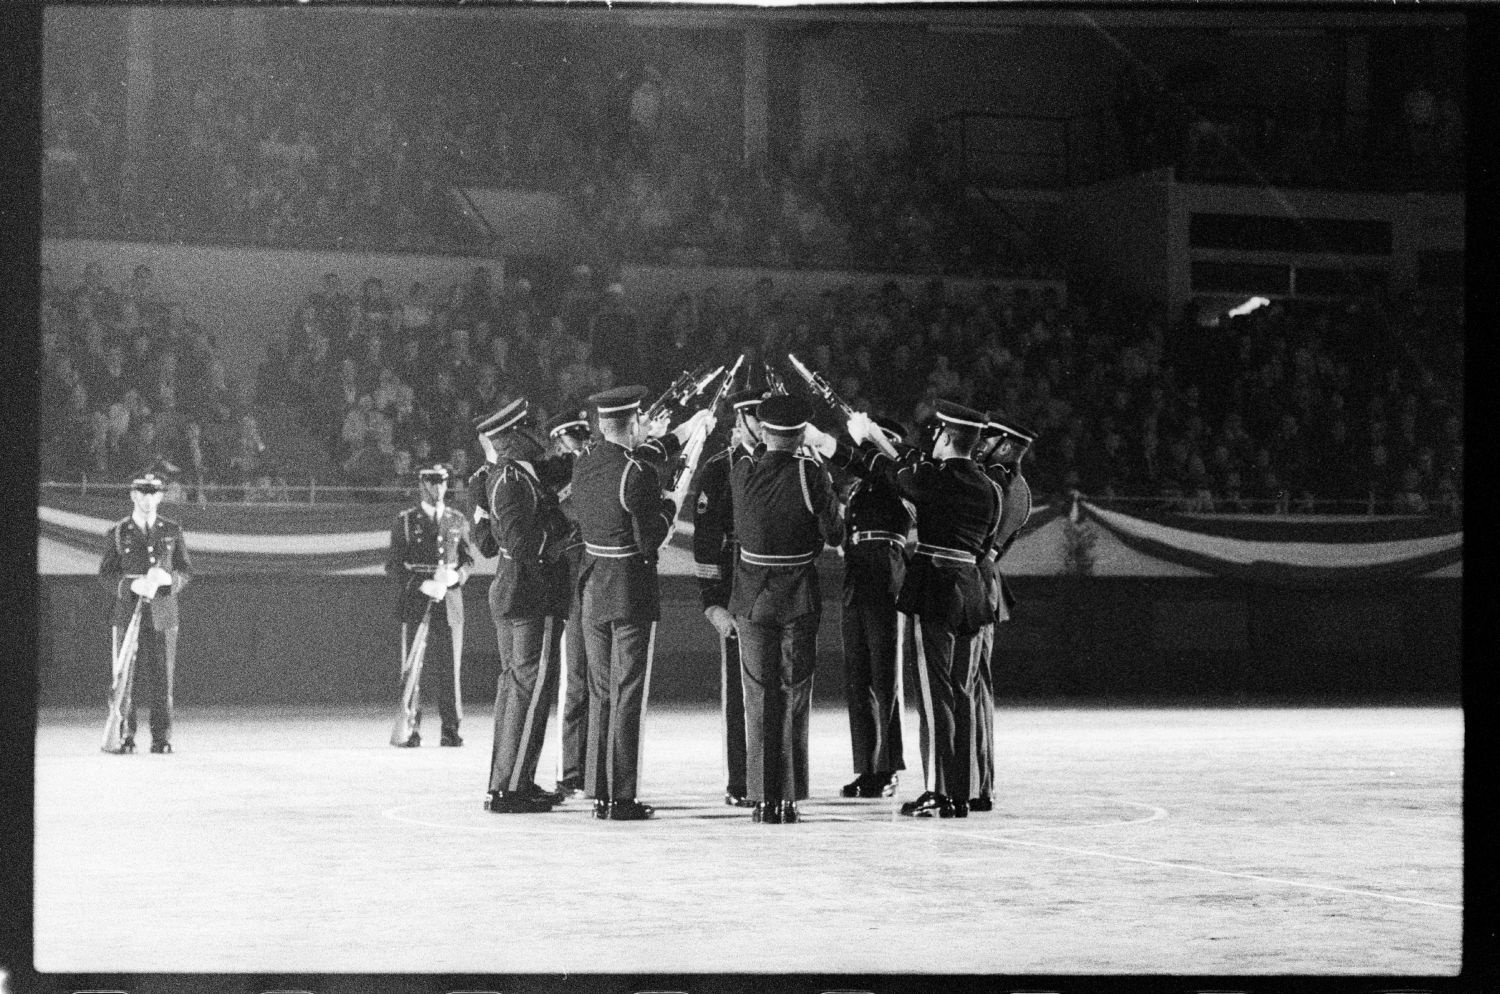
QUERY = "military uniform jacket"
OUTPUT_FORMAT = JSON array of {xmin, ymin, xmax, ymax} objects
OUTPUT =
[
  {"xmin": 691, "ymin": 443, "xmax": 754, "ymax": 611},
  {"xmin": 728, "ymin": 446, "xmax": 844, "ymax": 625},
  {"xmin": 483, "ymin": 454, "xmax": 576, "ymax": 620},
  {"xmin": 886, "ymin": 450, "xmax": 1003, "ymax": 636},
  {"xmin": 572, "ymin": 434, "xmax": 683, "ymax": 623},
  {"xmin": 830, "ymin": 441, "xmax": 915, "ymax": 601},
  {"xmin": 981, "ymin": 462, "xmax": 1032, "ymax": 623},
  {"xmin": 98, "ymin": 515, "xmax": 194, "ymax": 631},
  {"xmin": 386, "ymin": 503, "xmax": 474, "ymax": 626}
]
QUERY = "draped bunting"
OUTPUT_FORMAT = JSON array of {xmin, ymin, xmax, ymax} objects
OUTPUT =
[
  {"xmin": 1077, "ymin": 500, "xmax": 1464, "ymax": 586},
  {"xmin": 36, "ymin": 491, "xmax": 1461, "ymax": 585}
]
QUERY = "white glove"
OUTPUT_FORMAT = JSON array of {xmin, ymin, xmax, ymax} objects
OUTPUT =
[
  {"xmin": 434, "ymin": 565, "xmax": 462, "ymax": 588},
  {"xmin": 473, "ymin": 505, "xmax": 489, "ymax": 523},
  {"xmin": 419, "ymin": 579, "xmax": 447, "ymax": 601},
  {"xmin": 146, "ymin": 566, "xmax": 173, "ymax": 591},
  {"xmin": 646, "ymin": 410, "xmax": 672, "ymax": 439},
  {"xmin": 704, "ymin": 605, "xmax": 736, "ymax": 640},
  {"xmin": 672, "ymin": 408, "xmax": 715, "ymax": 443},
  {"xmin": 802, "ymin": 424, "xmax": 837, "ymax": 458},
  {"xmin": 129, "ymin": 576, "xmax": 155, "ymax": 599},
  {"xmin": 844, "ymin": 411, "xmax": 874, "ymax": 445}
]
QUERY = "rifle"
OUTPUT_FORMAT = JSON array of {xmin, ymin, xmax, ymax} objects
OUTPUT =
[
  {"xmin": 662, "ymin": 358, "xmax": 740, "ymax": 543},
  {"xmin": 763, "ymin": 361, "xmax": 788, "ymax": 396},
  {"xmin": 643, "ymin": 363, "xmax": 714, "ymax": 423},
  {"xmin": 390, "ymin": 601, "xmax": 434, "ymax": 747},
  {"xmin": 786, "ymin": 352, "xmax": 900, "ymax": 460},
  {"xmin": 101, "ymin": 598, "xmax": 145, "ymax": 753}
]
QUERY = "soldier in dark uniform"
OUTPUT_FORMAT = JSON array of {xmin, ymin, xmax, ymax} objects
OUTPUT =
[
  {"xmin": 471, "ymin": 398, "xmax": 576, "ymax": 813},
  {"xmin": 845, "ymin": 402, "xmax": 1002, "ymax": 818},
  {"xmin": 690, "ymin": 388, "xmax": 766, "ymax": 808},
  {"xmin": 971, "ymin": 415, "xmax": 1036, "ymax": 812},
  {"xmin": 544, "ymin": 408, "xmax": 593, "ymax": 799},
  {"xmin": 729, "ymin": 395, "xmax": 844, "ymax": 824},
  {"xmin": 385, "ymin": 463, "xmax": 474, "ymax": 748},
  {"xmin": 826, "ymin": 414, "xmax": 912, "ymax": 799},
  {"xmin": 573, "ymin": 386, "xmax": 714, "ymax": 821},
  {"xmin": 98, "ymin": 470, "xmax": 194, "ymax": 753}
]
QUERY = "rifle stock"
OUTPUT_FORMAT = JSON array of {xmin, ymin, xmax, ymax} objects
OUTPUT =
[
  {"xmin": 390, "ymin": 603, "xmax": 434, "ymax": 746},
  {"xmin": 101, "ymin": 598, "xmax": 145, "ymax": 753}
]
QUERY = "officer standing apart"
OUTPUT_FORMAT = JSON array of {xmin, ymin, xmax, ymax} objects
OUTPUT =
[
  {"xmin": 845, "ymin": 402, "xmax": 1002, "ymax": 818},
  {"xmin": 573, "ymin": 386, "xmax": 714, "ymax": 821},
  {"xmin": 545, "ymin": 407, "xmax": 594, "ymax": 799},
  {"xmin": 971, "ymin": 415, "xmax": 1036, "ymax": 812},
  {"xmin": 731, "ymin": 396, "xmax": 845, "ymax": 824},
  {"xmin": 690, "ymin": 388, "xmax": 766, "ymax": 808},
  {"xmin": 98, "ymin": 470, "xmax": 194, "ymax": 754},
  {"xmin": 386, "ymin": 463, "xmax": 473, "ymax": 748},
  {"xmin": 826, "ymin": 414, "xmax": 913, "ymax": 799},
  {"xmin": 472, "ymin": 399, "xmax": 576, "ymax": 813}
]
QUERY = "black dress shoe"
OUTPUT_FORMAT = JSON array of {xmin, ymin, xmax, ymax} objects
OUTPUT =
[
  {"xmin": 967, "ymin": 795, "xmax": 994, "ymax": 812},
  {"xmin": 724, "ymin": 791, "xmax": 755, "ymax": 808},
  {"xmin": 395, "ymin": 732, "xmax": 421, "ymax": 748},
  {"xmin": 440, "ymin": 730, "xmax": 463, "ymax": 747},
  {"xmin": 526, "ymin": 782, "xmax": 565, "ymax": 804},
  {"xmin": 777, "ymin": 801, "xmax": 800, "ymax": 824},
  {"xmin": 119, "ymin": 738, "xmax": 136, "ymax": 754},
  {"xmin": 555, "ymin": 778, "xmax": 587, "ymax": 799},
  {"xmin": 485, "ymin": 790, "xmax": 555, "ymax": 814},
  {"xmin": 150, "ymin": 741, "xmax": 172, "ymax": 754},
  {"xmin": 840, "ymin": 774, "xmax": 871, "ymax": 798},
  {"xmin": 899, "ymin": 790, "xmax": 959, "ymax": 818},
  {"xmin": 592, "ymin": 798, "xmax": 611, "ymax": 819},
  {"xmin": 607, "ymin": 799, "xmax": 654, "ymax": 821},
  {"xmin": 751, "ymin": 801, "xmax": 780, "ymax": 824}
]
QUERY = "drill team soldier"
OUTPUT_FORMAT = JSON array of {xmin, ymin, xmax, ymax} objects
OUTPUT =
[
  {"xmin": 730, "ymin": 395, "xmax": 845, "ymax": 824},
  {"xmin": 846, "ymin": 402, "xmax": 1003, "ymax": 818},
  {"xmin": 473, "ymin": 398, "xmax": 576, "ymax": 813},
  {"xmin": 386, "ymin": 463, "xmax": 473, "ymax": 748},
  {"xmin": 971, "ymin": 415, "xmax": 1036, "ymax": 812},
  {"xmin": 826, "ymin": 414, "xmax": 913, "ymax": 799},
  {"xmin": 545, "ymin": 408, "xmax": 593, "ymax": 799},
  {"xmin": 98, "ymin": 469, "xmax": 194, "ymax": 754},
  {"xmin": 690, "ymin": 388, "xmax": 767, "ymax": 808},
  {"xmin": 573, "ymin": 386, "xmax": 714, "ymax": 821}
]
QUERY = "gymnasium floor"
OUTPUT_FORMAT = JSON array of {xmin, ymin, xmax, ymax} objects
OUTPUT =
[{"xmin": 33, "ymin": 703, "xmax": 1461, "ymax": 977}]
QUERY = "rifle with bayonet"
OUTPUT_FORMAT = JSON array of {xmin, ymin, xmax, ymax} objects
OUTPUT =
[{"xmin": 785, "ymin": 352, "xmax": 900, "ymax": 460}]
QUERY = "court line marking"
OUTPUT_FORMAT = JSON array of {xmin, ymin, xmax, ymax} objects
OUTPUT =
[{"xmin": 944, "ymin": 829, "xmax": 1463, "ymax": 912}]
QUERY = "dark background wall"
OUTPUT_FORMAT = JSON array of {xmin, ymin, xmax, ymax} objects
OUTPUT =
[{"xmin": 38, "ymin": 574, "xmax": 1462, "ymax": 709}]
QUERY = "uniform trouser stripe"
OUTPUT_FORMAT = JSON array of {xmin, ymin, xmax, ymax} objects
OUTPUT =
[
  {"xmin": 909, "ymin": 614, "xmax": 935, "ymax": 792},
  {"xmin": 894, "ymin": 613, "xmax": 908, "ymax": 772},
  {"xmin": 972, "ymin": 622, "xmax": 995, "ymax": 796},
  {"xmin": 635, "ymin": 621, "xmax": 657, "ymax": 795},
  {"xmin": 555, "ymin": 629, "xmax": 569, "ymax": 783},
  {"xmin": 507, "ymin": 616, "xmax": 555, "ymax": 792},
  {"xmin": 720, "ymin": 632, "xmax": 747, "ymax": 793}
]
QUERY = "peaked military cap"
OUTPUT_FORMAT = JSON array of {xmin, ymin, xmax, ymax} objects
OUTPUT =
[
  {"xmin": 934, "ymin": 399, "xmax": 987, "ymax": 431},
  {"xmin": 985, "ymin": 414, "xmax": 1037, "ymax": 445},
  {"xmin": 129, "ymin": 472, "xmax": 166, "ymax": 494},
  {"xmin": 473, "ymin": 397, "xmax": 531, "ymax": 437},
  {"xmin": 756, "ymin": 394, "xmax": 811, "ymax": 433},
  {"xmin": 589, "ymin": 385, "xmax": 649, "ymax": 416},
  {"xmin": 418, "ymin": 464, "xmax": 451, "ymax": 483},
  {"xmin": 546, "ymin": 408, "xmax": 590, "ymax": 438},
  {"xmin": 728, "ymin": 388, "xmax": 767, "ymax": 412}
]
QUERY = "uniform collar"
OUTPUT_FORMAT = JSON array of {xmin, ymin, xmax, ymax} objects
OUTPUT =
[
  {"xmin": 420, "ymin": 500, "xmax": 445, "ymax": 519},
  {"xmin": 131, "ymin": 511, "xmax": 157, "ymax": 532}
]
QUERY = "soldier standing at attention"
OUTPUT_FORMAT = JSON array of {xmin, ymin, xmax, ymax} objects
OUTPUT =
[
  {"xmin": 845, "ymin": 402, "xmax": 1002, "ymax": 818},
  {"xmin": 826, "ymin": 414, "xmax": 913, "ymax": 799},
  {"xmin": 573, "ymin": 386, "xmax": 714, "ymax": 821},
  {"xmin": 544, "ymin": 407, "xmax": 594, "ymax": 799},
  {"xmin": 970, "ymin": 415, "xmax": 1036, "ymax": 813},
  {"xmin": 98, "ymin": 469, "xmax": 194, "ymax": 754},
  {"xmin": 730, "ymin": 395, "xmax": 845, "ymax": 824},
  {"xmin": 472, "ymin": 398, "xmax": 576, "ymax": 813},
  {"xmin": 386, "ymin": 463, "xmax": 474, "ymax": 748},
  {"xmin": 690, "ymin": 388, "xmax": 767, "ymax": 809}
]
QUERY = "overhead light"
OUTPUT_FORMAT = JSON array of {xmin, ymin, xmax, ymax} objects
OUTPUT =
[{"xmin": 1226, "ymin": 296, "xmax": 1272, "ymax": 317}]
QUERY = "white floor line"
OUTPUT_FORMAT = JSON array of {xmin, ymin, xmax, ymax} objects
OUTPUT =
[{"xmin": 946, "ymin": 829, "xmax": 1463, "ymax": 911}]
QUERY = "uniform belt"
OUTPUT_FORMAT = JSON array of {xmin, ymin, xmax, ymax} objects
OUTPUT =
[
  {"xmin": 849, "ymin": 530, "xmax": 907, "ymax": 547},
  {"xmin": 585, "ymin": 541, "xmax": 640, "ymax": 558},
  {"xmin": 913, "ymin": 542, "xmax": 977, "ymax": 564},
  {"xmin": 402, "ymin": 562, "xmax": 455, "ymax": 572},
  {"xmin": 740, "ymin": 548, "xmax": 819, "ymax": 568}
]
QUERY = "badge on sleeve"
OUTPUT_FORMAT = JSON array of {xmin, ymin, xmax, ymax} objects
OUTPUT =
[{"xmin": 697, "ymin": 491, "xmax": 710, "ymax": 515}]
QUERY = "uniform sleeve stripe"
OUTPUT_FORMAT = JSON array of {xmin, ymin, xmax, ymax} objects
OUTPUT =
[{"xmin": 694, "ymin": 564, "xmax": 723, "ymax": 580}]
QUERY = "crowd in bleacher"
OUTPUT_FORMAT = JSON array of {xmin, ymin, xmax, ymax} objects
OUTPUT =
[{"xmin": 39, "ymin": 256, "xmax": 1463, "ymax": 518}]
